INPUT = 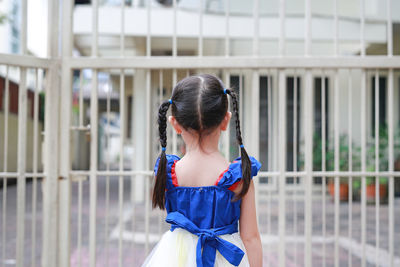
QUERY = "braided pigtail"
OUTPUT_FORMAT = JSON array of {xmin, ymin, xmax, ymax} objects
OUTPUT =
[
  {"xmin": 152, "ymin": 99, "xmax": 172, "ymax": 209},
  {"xmin": 225, "ymin": 89, "xmax": 252, "ymax": 199}
]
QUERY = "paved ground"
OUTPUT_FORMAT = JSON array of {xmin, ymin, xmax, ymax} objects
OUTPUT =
[{"xmin": 1, "ymin": 177, "xmax": 400, "ymax": 266}]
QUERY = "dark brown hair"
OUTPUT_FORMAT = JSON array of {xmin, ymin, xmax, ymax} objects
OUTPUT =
[{"xmin": 152, "ymin": 74, "xmax": 251, "ymax": 209}]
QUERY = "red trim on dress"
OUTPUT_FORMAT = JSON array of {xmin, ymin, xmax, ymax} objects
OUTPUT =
[
  {"xmin": 171, "ymin": 160, "xmax": 179, "ymax": 187},
  {"xmin": 227, "ymin": 160, "xmax": 241, "ymax": 191},
  {"xmin": 214, "ymin": 168, "xmax": 229, "ymax": 186},
  {"xmin": 171, "ymin": 161, "xmax": 236, "ymax": 187},
  {"xmin": 228, "ymin": 181, "xmax": 241, "ymax": 191}
]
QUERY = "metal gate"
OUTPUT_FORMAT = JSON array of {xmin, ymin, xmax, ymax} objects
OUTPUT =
[{"xmin": 1, "ymin": 0, "xmax": 400, "ymax": 266}]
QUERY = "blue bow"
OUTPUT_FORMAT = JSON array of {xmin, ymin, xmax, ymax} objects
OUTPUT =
[{"xmin": 166, "ymin": 211, "xmax": 245, "ymax": 267}]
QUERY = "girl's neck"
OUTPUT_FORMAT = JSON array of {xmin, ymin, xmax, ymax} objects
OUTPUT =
[{"xmin": 182, "ymin": 129, "xmax": 221, "ymax": 156}]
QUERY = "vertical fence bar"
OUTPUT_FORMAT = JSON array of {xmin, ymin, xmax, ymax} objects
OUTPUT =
[
  {"xmin": 16, "ymin": 67, "xmax": 27, "ymax": 267},
  {"xmin": 158, "ymin": 70, "xmax": 164, "ymax": 239},
  {"xmin": 105, "ymin": 71, "xmax": 111, "ymax": 267},
  {"xmin": 43, "ymin": 68, "xmax": 60, "ymax": 267},
  {"xmin": 31, "ymin": 68, "xmax": 39, "ymax": 267},
  {"xmin": 304, "ymin": 69, "xmax": 313, "ymax": 267},
  {"xmin": 304, "ymin": 37, "xmax": 313, "ymax": 266},
  {"xmin": 360, "ymin": 0, "xmax": 365, "ymax": 57},
  {"xmin": 293, "ymin": 70, "xmax": 298, "ymax": 265},
  {"xmin": 225, "ymin": 0, "xmax": 229, "ymax": 57},
  {"xmin": 267, "ymin": 69, "xmax": 272, "ymax": 267},
  {"xmin": 118, "ymin": 70, "xmax": 125, "ymax": 267},
  {"xmin": 321, "ymin": 70, "xmax": 326, "ymax": 267},
  {"xmin": 224, "ymin": 70, "xmax": 230, "ymax": 159},
  {"xmin": 172, "ymin": 70, "xmax": 177, "ymax": 154},
  {"xmin": 374, "ymin": 69, "xmax": 380, "ymax": 267},
  {"xmin": 239, "ymin": 71, "xmax": 243, "ymax": 125},
  {"xmin": 278, "ymin": 69, "xmax": 286, "ymax": 267},
  {"xmin": 89, "ymin": 69, "xmax": 98, "ymax": 267},
  {"xmin": 130, "ymin": 70, "xmax": 136, "ymax": 259},
  {"xmin": 42, "ymin": 0, "xmax": 60, "ymax": 264},
  {"xmin": 279, "ymin": 0, "xmax": 285, "ymax": 56},
  {"xmin": 334, "ymin": 70, "xmax": 340, "ymax": 267},
  {"xmin": 16, "ymin": 0, "xmax": 28, "ymax": 265},
  {"xmin": 116, "ymin": 4, "xmax": 125, "ymax": 259},
  {"xmin": 347, "ymin": 69, "xmax": 353, "ymax": 267},
  {"xmin": 273, "ymin": 69, "xmax": 279, "ymax": 181},
  {"xmin": 89, "ymin": 1, "xmax": 99, "ymax": 265},
  {"xmin": 251, "ymin": 70, "xmax": 260, "ymax": 209},
  {"xmin": 198, "ymin": 0, "xmax": 203, "ymax": 56},
  {"xmin": 387, "ymin": 68, "xmax": 394, "ymax": 267},
  {"xmin": 144, "ymin": 69, "xmax": 151, "ymax": 254},
  {"xmin": 2, "ymin": 66, "xmax": 9, "ymax": 267},
  {"xmin": 42, "ymin": 64, "xmax": 60, "ymax": 267},
  {"xmin": 360, "ymin": 69, "xmax": 367, "ymax": 267},
  {"xmin": 385, "ymin": 11, "xmax": 393, "ymax": 261},
  {"xmin": 59, "ymin": 0, "xmax": 74, "ymax": 265}
]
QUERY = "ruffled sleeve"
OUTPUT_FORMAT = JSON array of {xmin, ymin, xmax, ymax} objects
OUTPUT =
[
  {"xmin": 154, "ymin": 154, "xmax": 181, "ymax": 190},
  {"xmin": 217, "ymin": 156, "xmax": 262, "ymax": 189}
]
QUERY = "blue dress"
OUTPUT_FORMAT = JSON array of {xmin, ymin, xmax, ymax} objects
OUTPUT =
[{"xmin": 142, "ymin": 154, "xmax": 261, "ymax": 267}]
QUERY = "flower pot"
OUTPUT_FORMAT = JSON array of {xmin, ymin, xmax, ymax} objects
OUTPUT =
[
  {"xmin": 366, "ymin": 184, "xmax": 387, "ymax": 204},
  {"xmin": 328, "ymin": 182, "xmax": 349, "ymax": 202}
]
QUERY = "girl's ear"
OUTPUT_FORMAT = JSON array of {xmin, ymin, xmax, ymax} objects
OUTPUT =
[
  {"xmin": 168, "ymin": 115, "xmax": 183, "ymax": 134},
  {"xmin": 220, "ymin": 111, "xmax": 232, "ymax": 131}
]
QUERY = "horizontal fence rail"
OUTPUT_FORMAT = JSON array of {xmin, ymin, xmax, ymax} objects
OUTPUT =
[{"xmin": 64, "ymin": 56, "xmax": 400, "ymax": 70}]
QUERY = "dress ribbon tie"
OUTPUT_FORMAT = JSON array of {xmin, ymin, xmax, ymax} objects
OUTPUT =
[{"xmin": 165, "ymin": 211, "xmax": 244, "ymax": 267}]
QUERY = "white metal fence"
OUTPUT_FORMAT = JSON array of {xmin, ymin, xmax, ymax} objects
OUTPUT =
[{"xmin": 1, "ymin": 0, "xmax": 400, "ymax": 266}]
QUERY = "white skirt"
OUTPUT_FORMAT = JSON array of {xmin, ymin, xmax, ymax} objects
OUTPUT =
[{"xmin": 142, "ymin": 228, "xmax": 250, "ymax": 267}]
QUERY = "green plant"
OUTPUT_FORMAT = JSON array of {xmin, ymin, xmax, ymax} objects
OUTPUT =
[
  {"xmin": 298, "ymin": 124, "xmax": 400, "ymax": 191},
  {"xmin": 298, "ymin": 132, "xmax": 361, "ymax": 185},
  {"xmin": 364, "ymin": 124, "xmax": 400, "ymax": 185}
]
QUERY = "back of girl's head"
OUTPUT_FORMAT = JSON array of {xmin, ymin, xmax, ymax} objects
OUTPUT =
[
  {"xmin": 171, "ymin": 74, "xmax": 228, "ymax": 133},
  {"xmin": 153, "ymin": 74, "xmax": 252, "ymax": 209}
]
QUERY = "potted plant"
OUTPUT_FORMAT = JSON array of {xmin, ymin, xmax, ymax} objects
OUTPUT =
[
  {"xmin": 299, "ymin": 133, "xmax": 360, "ymax": 202},
  {"xmin": 299, "ymin": 126, "xmax": 399, "ymax": 203},
  {"xmin": 324, "ymin": 135, "xmax": 362, "ymax": 202},
  {"xmin": 363, "ymin": 124, "xmax": 400, "ymax": 204},
  {"xmin": 365, "ymin": 176, "xmax": 388, "ymax": 204},
  {"xmin": 327, "ymin": 177, "xmax": 349, "ymax": 201}
]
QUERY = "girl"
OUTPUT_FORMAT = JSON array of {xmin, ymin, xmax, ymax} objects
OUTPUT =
[{"xmin": 142, "ymin": 74, "xmax": 262, "ymax": 267}]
